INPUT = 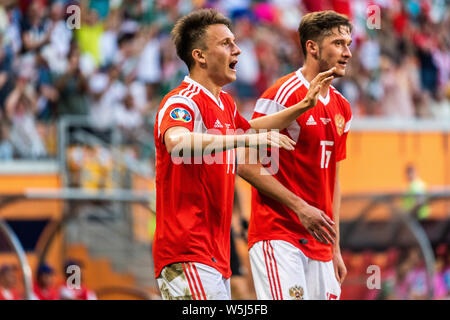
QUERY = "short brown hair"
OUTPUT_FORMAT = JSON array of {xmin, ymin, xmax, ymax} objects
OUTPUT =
[
  {"xmin": 298, "ymin": 10, "xmax": 353, "ymax": 58},
  {"xmin": 171, "ymin": 9, "xmax": 232, "ymax": 70}
]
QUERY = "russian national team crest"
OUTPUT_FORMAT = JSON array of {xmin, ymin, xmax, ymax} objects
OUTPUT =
[
  {"xmin": 335, "ymin": 114, "xmax": 345, "ymax": 136},
  {"xmin": 289, "ymin": 285, "xmax": 304, "ymax": 300},
  {"xmin": 170, "ymin": 108, "xmax": 192, "ymax": 123}
]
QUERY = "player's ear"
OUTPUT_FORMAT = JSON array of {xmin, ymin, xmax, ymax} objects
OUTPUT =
[
  {"xmin": 192, "ymin": 49, "xmax": 207, "ymax": 67},
  {"xmin": 306, "ymin": 40, "xmax": 319, "ymax": 60}
]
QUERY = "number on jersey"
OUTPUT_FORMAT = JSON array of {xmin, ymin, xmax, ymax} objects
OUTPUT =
[{"xmin": 320, "ymin": 141, "xmax": 334, "ymax": 169}]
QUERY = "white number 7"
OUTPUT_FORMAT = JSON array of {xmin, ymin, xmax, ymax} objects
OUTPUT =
[{"xmin": 320, "ymin": 140, "xmax": 334, "ymax": 168}]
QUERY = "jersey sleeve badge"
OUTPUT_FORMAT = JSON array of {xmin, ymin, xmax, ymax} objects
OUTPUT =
[{"xmin": 170, "ymin": 107, "xmax": 192, "ymax": 123}]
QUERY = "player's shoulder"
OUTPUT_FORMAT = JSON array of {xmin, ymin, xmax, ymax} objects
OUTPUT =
[
  {"xmin": 260, "ymin": 71, "xmax": 304, "ymax": 100},
  {"xmin": 220, "ymin": 90, "xmax": 235, "ymax": 105},
  {"xmin": 159, "ymin": 82, "xmax": 198, "ymax": 111},
  {"xmin": 330, "ymin": 86, "xmax": 352, "ymax": 114},
  {"xmin": 330, "ymin": 85, "xmax": 350, "ymax": 107}
]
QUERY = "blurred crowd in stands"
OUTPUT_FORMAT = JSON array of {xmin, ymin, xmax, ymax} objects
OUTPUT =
[
  {"xmin": 1, "ymin": 245, "xmax": 449, "ymax": 300},
  {"xmin": 0, "ymin": 260, "xmax": 97, "ymax": 300},
  {"xmin": 0, "ymin": 0, "xmax": 448, "ymax": 161},
  {"xmin": 341, "ymin": 244, "xmax": 450, "ymax": 300}
]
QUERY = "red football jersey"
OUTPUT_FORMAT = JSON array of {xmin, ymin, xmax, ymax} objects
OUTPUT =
[
  {"xmin": 248, "ymin": 68, "xmax": 352, "ymax": 262},
  {"xmin": 153, "ymin": 76, "xmax": 250, "ymax": 279}
]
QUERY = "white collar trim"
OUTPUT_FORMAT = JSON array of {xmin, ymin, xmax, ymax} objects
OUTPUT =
[
  {"xmin": 295, "ymin": 68, "xmax": 330, "ymax": 106},
  {"xmin": 184, "ymin": 76, "xmax": 224, "ymax": 110}
]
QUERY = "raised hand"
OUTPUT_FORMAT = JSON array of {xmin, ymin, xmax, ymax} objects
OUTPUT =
[{"xmin": 304, "ymin": 67, "xmax": 336, "ymax": 109}]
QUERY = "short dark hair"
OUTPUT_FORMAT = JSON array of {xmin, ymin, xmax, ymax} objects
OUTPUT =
[
  {"xmin": 171, "ymin": 9, "xmax": 232, "ymax": 70},
  {"xmin": 298, "ymin": 10, "xmax": 353, "ymax": 58}
]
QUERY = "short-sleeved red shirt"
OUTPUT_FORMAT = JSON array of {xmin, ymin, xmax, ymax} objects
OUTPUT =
[
  {"xmin": 249, "ymin": 69, "xmax": 352, "ymax": 262},
  {"xmin": 153, "ymin": 76, "xmax": 250, "ymax": 279}
]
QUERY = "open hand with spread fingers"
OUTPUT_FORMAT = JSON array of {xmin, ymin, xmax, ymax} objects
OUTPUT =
[
  {"xmin": 294, "ymin": 201, "xmax": 336, "ymax": 245},
  {"xmin": 303, "ymin": 67, "xmax": 336, "ymax": 109},
  {"xmin": 249, "ymin": 130, "xmax": 296, "ymax": 151}
]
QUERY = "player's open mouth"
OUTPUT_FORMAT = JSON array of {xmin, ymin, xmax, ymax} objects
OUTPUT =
[
  {"xmin": 229, "ymin": 61, "xmax": 238, "ymax": 71},
  {"xmin": 337, "ymin": 61, "xmax": 347, "ymax": 67}
]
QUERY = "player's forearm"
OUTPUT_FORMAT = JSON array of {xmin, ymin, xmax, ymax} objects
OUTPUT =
[
  {"xmin": 248, "ymin": 98, "xmax": 310, "ymax": 130},
  {"xmin": 167, "ymin": 132, "xmax": 256, "ymax": 155}
]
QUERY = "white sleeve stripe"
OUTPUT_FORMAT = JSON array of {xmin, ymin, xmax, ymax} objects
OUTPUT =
[
  {"xmin": 186, "ymin": 86, "xmax": 201, "ymax": 99},
  {"xmin": 254, "ymin": 98, "xmax": 285, "ymax": 115},
  {"xmin": 179, "ymin": 83, "xmax": 193, "ymax": 96},
  {"xmin": 277, "ymin": 78, "xmax": 301, "ymax": 105},
  {"xmin": 280, "ymin": 81, "xmax": 303, "ymax": 106},
  {"xmin": 273, "ymin": 75, "xmax": 297, "ymax": 103},
  {"xmin": 344, "ymin": 116, "xmax": 353, "ymax": 133}
]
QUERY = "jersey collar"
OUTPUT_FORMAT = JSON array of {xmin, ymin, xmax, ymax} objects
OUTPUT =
[
  {"xmin": 296, "ymin": 68, "xmax": 330, "ymax": 106},
  {"xmin": 184, "ymin": 76, "xmax": 224, "ymax": 110}
]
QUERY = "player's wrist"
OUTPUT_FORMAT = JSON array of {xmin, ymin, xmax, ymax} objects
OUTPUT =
[
  {"xmin": 291, "ymin": 196, "xmax": 308, "ymax": 215},
  {"xmin": 333, "ymin": 243, "xmax": 341, "ymax": 254},
  {"xmin": 243, "ymin": 133, "xmax": 261, "ymax": 148}
]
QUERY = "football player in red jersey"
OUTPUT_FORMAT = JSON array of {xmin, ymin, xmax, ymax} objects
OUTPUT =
[
  {"xmin": 238, "ymin": 10, "xmax": 353, "ymax": 300},
  {"xmin": 153, "ymin": 9, "xmax": 335, "ymax": 300}
]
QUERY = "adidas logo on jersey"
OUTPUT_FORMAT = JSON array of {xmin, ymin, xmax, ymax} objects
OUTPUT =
[
  {"xmin": 214, "ymin": 119, "xmax": 224, "ymax": 128},
  {"xmin": 306, "ymin": 115, "xmax": 317, "ymax": 126}
]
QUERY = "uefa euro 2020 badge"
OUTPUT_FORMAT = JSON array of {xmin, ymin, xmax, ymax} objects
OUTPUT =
[
  {"xmin": 289, "ymin": 285, "xmax": 304, "ymax": 300},
  {"xmin": 170, "ymin": 107, "xmax": 192, "ymax": 123}
]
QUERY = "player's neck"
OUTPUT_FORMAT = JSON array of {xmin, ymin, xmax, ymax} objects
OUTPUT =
[
  {"xmin": 301, "ymin": 64, "xmax": 331, "ymax": 97},
  {"xmin": 189, "ymin": 71, "xmax": 222, "ymax": 101}
]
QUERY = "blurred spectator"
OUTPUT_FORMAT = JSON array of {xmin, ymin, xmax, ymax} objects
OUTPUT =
[
  {"xmin": 0, "ymin": 264, "xmax": 21, "ymax": 300},
  {"xmin": 136, "ymin": 26, "xmax": 162, "ymax": 100},
  {"xmin": 41, "ymin": 0, "xmax": 73, "ymax": 74},
  {"xmin": 59, "ymin": 259, "xmax": 97, "ymax": 300},
  {"xmin": 20, "ymin": 1, "xmax": 52, "ymax": 56},
  {"xmin": 0, "ymin": 33, "xmax": 15, "ymax": 110},
  {"xmin": 88, "ymin": 65, "xmax": 126, "ymax": 129},
  {"xmin": 444, "ymin": 246, "xmax": 450, "ymax": 298},
  {"xmin": 67, "ymin": 142, "xmax": 112, "ymax": 189},
  {"xmin": 5, "ymin": 71, "xmax": 47, "ymax": 158},
  {"xmin": 55, "ymin": 43, "xmax": 90, "ymax": 117},
  {"xmin": 114, "ymin": 92, "xmax": 143, "ymax": 134},
  {"xmin": 233, "ymin": 14, "xmax": 260, "ymax": 106},
  {"xmin": 433, "ymin": 244, "xmax": 449, "ymax": 300},
  {"xmin": 33, "ymin": 263, "xmax": 59, "ymax": 300},
  {"xmin": 378, "ymin": 55, "xmax": 417, "ymax": 118},
  {"xmin": 0, "ymin": 120, "xmax": 13, "ymax": 160},
  {"xmin": 99, "ymin": 8, "xmax": 120, "ymax": 67},
  {"xmin": 429, "ymin": 84, "xmax": 450, "ymax": 120},
  {"xmin": 76, "ymin": 4, "xmax": 103, "ymax": 67},
  {"xmin": 403, "ymin": 164, "xmax": 430, "ymax": 219},
  {"xmin": 376, "ymin": 248, "xmax": 399, "ymax": 300},
  {"xmin": 0, "ymin": 3, "xmax": 23, "ymax": 55},
  {"xmin": 35, "ymin": 52, "xmax": 59, "ymax": 120}
]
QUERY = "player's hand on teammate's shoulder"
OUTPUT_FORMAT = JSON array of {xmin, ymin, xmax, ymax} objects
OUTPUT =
[
  {"xmin": 294, "ymin": 201, "xmax": 336, "ymax": 245},
  {"xmin": 304, "ymin": 67, "xmax": 336, "ymax": 109}
]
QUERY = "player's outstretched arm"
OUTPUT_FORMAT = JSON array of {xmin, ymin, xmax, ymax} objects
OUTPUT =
[
  {"xmin": 164, "ymin": 126, "xmax": 296, "ymax": 155},
  {"xmin": 248, "ymin": 67, "xmax": 336, "ymax": 131},
  {"xmin": 236, "ymin": 148, "xmax": 336, "ymax": 245}
]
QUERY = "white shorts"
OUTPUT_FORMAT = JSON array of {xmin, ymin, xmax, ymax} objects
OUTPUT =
[
  {"xmin": 249, "ymin": 240, "xmax": 341, "ymax": 300},
  {"xmin": 157, "ymin": 262, "xmax": 231, "ymax": 300}
]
